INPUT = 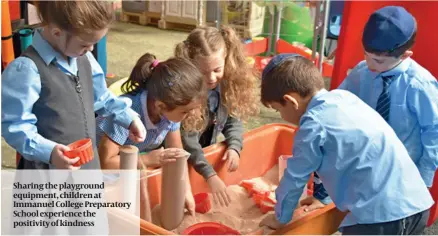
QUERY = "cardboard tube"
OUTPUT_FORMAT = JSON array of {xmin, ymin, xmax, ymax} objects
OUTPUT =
[
  {"xmin": 160, "ymin": 151, "xmax": 190, "ymax": 230},
  {"xmin": 2, "ymin": 1, "xmax": 15, "ymax": 69},
  {"xmin": 139, "ymin": 171, "xmax": 152, "ymax": 222},
  {"xmin": 119, "ymin": 145, "xmax": 139, "ymax": 214}
]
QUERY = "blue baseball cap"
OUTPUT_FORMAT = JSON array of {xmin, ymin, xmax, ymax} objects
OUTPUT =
[
  {"xmin": 362, "ymin": 6, "xmax": 416, "ymax": 52},
  {"xmin": 262, "ymin": 54, "xmax": 303, "ymax": 80}
]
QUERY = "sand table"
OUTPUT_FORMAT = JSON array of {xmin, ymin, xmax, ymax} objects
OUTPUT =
[{"xmin": 152, "ymin": 165, "xmax": 310, "ymax": 234}]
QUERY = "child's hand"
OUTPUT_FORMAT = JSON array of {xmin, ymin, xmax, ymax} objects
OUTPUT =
[
  {"xmin": 299, "ymin": 196, "xmax": 325, "ymax": 212},
  {"xmin": 51, "ymin": 144, "xmax": 80, "ymax": 170},
  {"xmin": 259, "ymin": 212, "xmax": 285, "ymax": 229},
  {"xmin": 185, "ymin": 191, "xmax": 196, "ymax": 216},
  {"xmin": 143, "ymin": 147, "xmax": 187, "ymax": 168},
  {"xmin": 207, "ymin": 175, "xmax": 231, "ymax": 207},
  {"xmin": 128, "ymin": 117, "xmax": 146, "ymax": 143},
  {"xmin": 222, "ymin": 149, "xmax": 240, "ymax": 172}
]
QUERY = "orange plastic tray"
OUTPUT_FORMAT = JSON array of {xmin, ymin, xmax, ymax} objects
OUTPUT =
[{"xmin": 108, "ymin": 123, "xmax": 346, "ymax": 235}]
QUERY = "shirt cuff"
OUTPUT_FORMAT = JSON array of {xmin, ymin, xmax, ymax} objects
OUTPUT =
[
  {"xmin": 315, "ymin": 195, "xmax": 333, "ymax": 205},
  {"xmin": 32, "ymin": 136, "xmax": 58, "ymax": 164},
  {"xmin": 419, "ymin": 167, "xmax": 436, "ymax": 187},
  {"xmin": 115, "ymin": 108, "xmax": 138, "ymax": 129},
  {"xmin": 227, "ymin": 145, "xmax": 242, "ymax": 157},
  {"xmin": 199, "ymin": 164, "xmax": 217, "ymax": 180}
]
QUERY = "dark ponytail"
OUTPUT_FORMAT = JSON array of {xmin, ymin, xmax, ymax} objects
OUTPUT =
[{"xmin": 121, "ymin": 53, "xmax": 157, "ymax": 95}]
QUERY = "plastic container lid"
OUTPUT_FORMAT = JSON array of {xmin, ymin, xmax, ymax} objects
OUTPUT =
[
  {"xmin": 194, "ymin": 193, "xmax": 211, "ymax": 214},
  {"xmin": 182, "ymin": 222, "xmax": 241, "ymax": 235},
  {"xmin": 63, "ymin": 138, "xmax": 94, "ymax": 167}
]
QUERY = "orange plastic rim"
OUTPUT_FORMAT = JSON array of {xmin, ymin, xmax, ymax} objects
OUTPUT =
[
  {"xmin": 64, "ymin": 138, "xmax": 94, "ymax": 167},
  {"xmin": 182, "ymin": 222, "xmax": 241, "ymax": 235}
]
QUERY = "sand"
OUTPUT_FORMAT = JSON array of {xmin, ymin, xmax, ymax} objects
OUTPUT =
[{"xmin": 152, "ymin": 165, "xmax": 310, "ymax": 235}]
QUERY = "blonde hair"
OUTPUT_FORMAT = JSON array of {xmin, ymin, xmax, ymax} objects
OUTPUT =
[
  {"xmin": 35, "ymin": 0, "xmax": 113, "ymax": 34},
  {"xmin": 175, "ymin": 25, "xmax": 259, "ymax": 130}
]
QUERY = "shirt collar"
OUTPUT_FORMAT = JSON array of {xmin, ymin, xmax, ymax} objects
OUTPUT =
[
  {"xmin": 32, "ymin": 28, "xmax": 74, "ymax": 67},
  {"xmin": 373, "ymin": 57, "xmax": 412, "ymax": 79},
  {"xmin": 140, "ymin": 91, "xmax": 157, "ymax": 130},
  {"xmin": 306, "ymin": 89, "xmax": 328, "ymax": 112}
]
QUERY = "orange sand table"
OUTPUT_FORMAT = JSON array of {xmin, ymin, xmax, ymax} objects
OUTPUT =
[{"xmin": 152, "ymin": 165, "xmax": 310, "ymax": 234}]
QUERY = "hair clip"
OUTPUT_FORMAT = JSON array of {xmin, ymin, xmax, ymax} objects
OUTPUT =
[{"xmin": 152, "ymin": 59, "xmax": 159, "ymax": 68}]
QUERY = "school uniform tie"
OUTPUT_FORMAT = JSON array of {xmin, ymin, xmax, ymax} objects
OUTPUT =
[{"xmin": 376, "ymin": 75, "xmax": 394, "ymax": 122}]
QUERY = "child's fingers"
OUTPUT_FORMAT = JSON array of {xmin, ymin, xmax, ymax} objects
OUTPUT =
[
  {"xmin": 222, "ymin": 152, "xmax": 229, "ymax": 161},
  {"xmin": 228, "ymin": 158, "xmax": 236, "ymax": 172},
  {"xmin": 160, "ymin": 158, "xmax": 177, "ymax": 164},
  {"xmin": 58, "ymin": 144, "xmax": 71, "ymax": 152},
  {"xmin": 225, "ymin": 189, "xmax": 232, "ymax": 203},
  {"xmin": 67, "ymin": 165, "xmax": 81, "ymax": 171},
  {"xmin": 212, "ymin": 192, "xmax": 219, "ymax": 206},
  {"xmin": 216, "ymin": 192, "xmax": 226, "ymax": 207},
  {"xmin": 304, "ymin": 203, "xmax": 323, "ymax": 212},
  {"xmin": 65, "ymin": 156, "xmax": 80, "ymax": 165},
  {"xmin": 219, "ymin": 191, "xmax": 230, "ymax": 207}
]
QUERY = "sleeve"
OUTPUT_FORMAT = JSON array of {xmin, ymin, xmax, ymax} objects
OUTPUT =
[
  {"xmin": 96, "ymin": 115, "xmax": 130, "ymax": 146},
  {"xmin": 221, "ymin": 116, "xmax": 244, "ymax": 155},
  {"xmin": 407, "ymin": 79, "xmax": 438, "ymax": 187},
  {"xmin": 275, "ymin": 116, "xmax": 325, "ymax": 224},
  {"xmin": 169, "ymin": 122, "xmax": 181, "ymax": 132},
  {"xmin": 86, "ymin": 52, "xmax": 137, "ymax": 129},
  {"xmin": 1, "ymin": 58, "xmax": 57, "ymax": 164},
  {"xmin": 312, "ymin": 172, "xmax": 333, "ymax": 204},
  {"xmin": 337, "ymin": 61, "xmax": 366, "ymax": 96},
  {"xmin": 181, "ymin": 130, "xmax": 217, "ymax": 180}
]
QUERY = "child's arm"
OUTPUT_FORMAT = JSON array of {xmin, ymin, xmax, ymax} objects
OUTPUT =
[
  {"xmin": 98, "ymin": 134, "xmax": 122, "ymax": 169},
  {"xmin": 273, "ymin": 117, "xmax": 325, "ymax": 225},
  {"xmin": 407, "ymin": 79, "xmax": 438, "ymax": 187},
  {"xmin": 221, "ymin": 116, "xmax": 244, "ymax": 172},
  {"xmin": 1, "ymin": 58, "xmax": 57, "ymax": 164},
  {"xmin": 222, "ymin": 116, "xmax": 244, "ymax": 155},
  {"xmin": 181, "ymin": 131, "xmax": 217, "ymax": 179},
  {"xmin": 85, "ymin": 53, "xmax": 139, "ymax": 130},
  {"xmin": 181, "ymin": 130, "xmax": 231, "ymax": 206}
]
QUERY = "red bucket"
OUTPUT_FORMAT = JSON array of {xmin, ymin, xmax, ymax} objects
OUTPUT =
[{"xmin": 182, "ymin": 222, "xmax": 241, "ymax": 235}]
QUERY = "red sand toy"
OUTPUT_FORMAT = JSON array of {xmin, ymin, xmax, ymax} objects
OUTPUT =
[
  {"xmin": 182, "ymin": 222, "xmax": 241, "ymax": 235},
  {"xmin": 63, "ymin": 138, "xmax": 94, "ymax": 167}
]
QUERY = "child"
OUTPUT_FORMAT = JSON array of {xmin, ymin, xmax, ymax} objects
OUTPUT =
[
  {"xmin": 258, "ymin": 54, "xmax": 433, "ymax": 235},
  {"xmin": 1, "ymin": 1, "xmax": 145, "ymax": 170},
  {"xmin": 174, "ymin": 25, "xmax": 259, "ymax": 207},
  {"xmin": 339, "ymin": 6, "xmax": 438, "ymax": 188},
  {"xmin": 96, "ymin": 53, "xmax": 207, "ymax": 216},
  {"xmin": 96, "ymin": 53, "xmax": 205, "ymax": 170}
]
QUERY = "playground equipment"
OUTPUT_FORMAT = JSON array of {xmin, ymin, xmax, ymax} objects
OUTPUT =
[
  {"xmin": 108, "ymin": 124, "xmax": 346, "ymax": 234},
  {"xmin": 243, "ymin": 0, "xmax": 335, "ymax": 77},
  {"xmin": 2, "ymin": 1, "xmax": 15, "ymax": 69}
]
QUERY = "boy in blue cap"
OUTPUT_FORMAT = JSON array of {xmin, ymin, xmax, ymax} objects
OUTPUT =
[
  {"xmin": 258, "ymin": 54, "xmax": 433, "ymax": 234},
  {"xmin": 339, "ymin": 6, "xmax": 438, "ymax": 189}
]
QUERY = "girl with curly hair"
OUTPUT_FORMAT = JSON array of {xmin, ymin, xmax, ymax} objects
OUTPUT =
[{"xmin": 175, "ymin": 25, "xmax": 259, "ymax": 207}]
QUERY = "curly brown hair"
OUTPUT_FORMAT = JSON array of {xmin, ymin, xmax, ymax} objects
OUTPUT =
[{"xmin": 175, "ymin": 25, "xmax": 259, "ymax": 129}]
